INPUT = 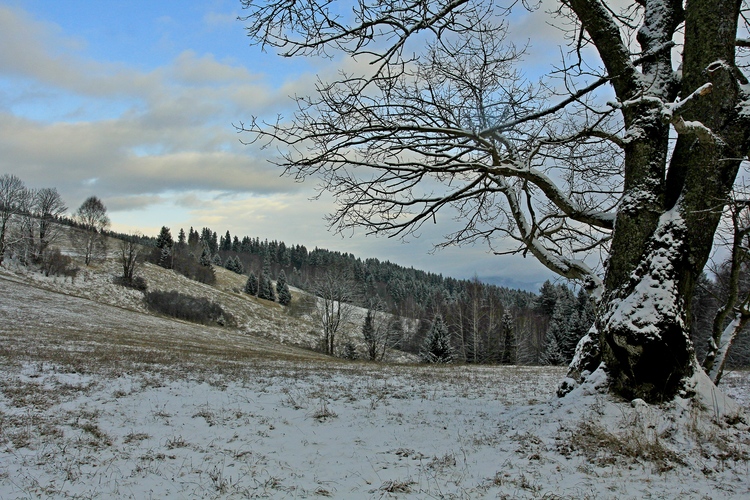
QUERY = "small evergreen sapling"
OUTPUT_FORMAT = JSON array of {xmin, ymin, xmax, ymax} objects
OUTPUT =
[
  {"xmin": 421, "ymin": 314, "xmax": 454, "ymax": 363},
  {"xmin": 245, "ymin": 272, "xmax": 259, "ymax": 296}
]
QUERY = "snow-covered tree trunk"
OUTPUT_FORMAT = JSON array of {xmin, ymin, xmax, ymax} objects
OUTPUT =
[{"xmin": 565, "ymin": 0, "xmax": 748, "ymax": 402}]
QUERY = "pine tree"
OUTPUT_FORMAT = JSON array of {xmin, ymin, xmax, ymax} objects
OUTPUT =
[
  {"xmin": 158, "ymin": 246, "xmax": 172, "ymax": 269},
  {"xmin": 154, "ymin": 227, "xmax": 173, "ymax": 269},
  {"xmin": 177, "ymin": 228, "xmax": 186, "ymax": 246},
  {"xmin": 155, "ymin": 226, "xmax": 173, "ymax": 250},
  {"xmin": 258, "ymin": 255, "xmax": 275, "ymax": 301},
  {"xmin": 245, "ymin": 272, "xmax": 259, "ymax": 296},
  {"xmin": 188, "ymin": 227, "xmax": 199, "ymax": 248},
  {"xmin": 544, "ymin": 286, "xmax": 577, "ymax": 363},
  {"xmin": 225, "ymin": 255, "xmax": 243, "ymax": 274},
  {"xmin": 210, "ymin": 231, "xmax": 218, "ymax": 254},
  {"xmin": 199, "ymin": 245, "xmax": 212, "ymax": 267},
  {"xmin": 212, "ymin": 253, "xmax": 222, "ymax": 266},
  {"xmin": 222, "ymin": 230, "xmax": 232, "ymax": 252},
  {"xmin": 536, "ymin": 280, "xmax": 558, "ymax": 316},
  {"xmin": 342, "ymin": 342, "xmax": 358, "ymax": 360},
  {"xmin": 542, "ymin": 331, "xmax": 565, "ymax": 366},
  {"xmin": 276, "ymin": 270, "xmax": 292, "ymax": 306},
  {"xmin": 421, "ymin": 314, "xmax": 454, "ymax": 363}
]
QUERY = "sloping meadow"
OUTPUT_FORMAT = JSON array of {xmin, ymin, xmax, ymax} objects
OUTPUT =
[{"xmin": 0, "ymin": 261, "xmax": 749, "ymax": 498}]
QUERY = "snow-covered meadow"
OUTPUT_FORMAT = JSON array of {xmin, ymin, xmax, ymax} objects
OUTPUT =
[
  {"xmin": 0, "ymin": 264, "xmax": 749, "ymax": 498},
  {"xmin": 1, "ymin": 358, "xmax": 748, "ymax": 499}
]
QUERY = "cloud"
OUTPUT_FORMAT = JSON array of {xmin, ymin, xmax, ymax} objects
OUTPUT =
[
  {"xmin": 0, "ymin": 3, "xmax": 319, "ymax": 216},
  {"xmin": 171, "ymin": 51, "xmax": 260, "ymax": 85},
  {"xmin": 203, "ymin": 11, "xmax": 238, "ymax": 29}
]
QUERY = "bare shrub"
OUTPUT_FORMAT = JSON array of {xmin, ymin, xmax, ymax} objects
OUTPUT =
[
  {"xmin": 558, "ymin": 420, "xmax": 686, "ymax": 472},
  {"xmin": 113, "ymin": 275, "xmax": 148, "ymax": 291},
  {"xmin": 144, "ymin": 290, "xmax": 235, "ymax": 327},
  {"xmin": 38, "ymin": 247, "xmax": 79, "ymax": 278}
]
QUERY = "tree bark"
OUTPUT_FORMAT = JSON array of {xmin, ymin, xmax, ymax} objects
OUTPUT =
[{"xmin": 566, "ymin": 0, "xmax": 749, "ymax": 402}]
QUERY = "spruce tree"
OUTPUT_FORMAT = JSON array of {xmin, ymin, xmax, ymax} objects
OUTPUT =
[
  {"xmin": 276, "ymin": 270, "xmax": 292, "ymax": 306},
  {"xmin": 420, "ymin": 314, "xmax": 454, "ymax": 363},
  {"xmin": 199, "ymin": 245, "xmax": 212, "ymax": 267},
  {"xmin": 222, "ymin": 230, "xmax": 232, "ymax": 252},
  {"xmin": 188, "ymin": 227, "xmax": 199, "ymax": 248},
  {"xmin": 158, "ymin": 245, "xmax": 172, "ymax": 269},
  {"xmin": 258, "ymin": 255, "xmax": 275, "ymax": 301},
  {"xmin": 245, "ymin": 272, "xmax": 259, "ymax": 296},
  {"xmin": 156, "ymin": 226, "xmax": 174, "ymax": 250},
  {"xmin": 212, "ymin": 253, "xmax": 222, "ymax": 266},
  {"xmin": 542, "ymin": 331, "xmax": 565, "ymax": 366},
  {"xmin": 232, "ymin": 256, "xmax": 245, "ymax": 275}
]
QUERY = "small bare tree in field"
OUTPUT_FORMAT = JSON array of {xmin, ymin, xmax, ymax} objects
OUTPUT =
[
  {"xmin": 240, "ymin": 0, "xmax": 750, "ymax": 403},
  {"xmin": 70, "ymin": 196, "xmax": 109, "ymax": 266},
  {"xmin": 117, "ymin": 234, "xmax": 146, "ymax": 290},
  {"xmin": 312, "ymin": 268, "xmax": 358, "ymax": 356}
]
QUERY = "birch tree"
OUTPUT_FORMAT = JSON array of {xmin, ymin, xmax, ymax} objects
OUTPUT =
[
  {"xmin": 702, "ymin": 197, "xmax": 750, "ymax": 384},
  {"xmin": 240, "ymin": 0, "xmax": 750, "ymax": 402}
]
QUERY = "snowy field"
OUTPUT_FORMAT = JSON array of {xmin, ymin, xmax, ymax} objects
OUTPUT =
[{"xmin": 1, "ymin": 272, "xmax": 749, "ymax": 498}]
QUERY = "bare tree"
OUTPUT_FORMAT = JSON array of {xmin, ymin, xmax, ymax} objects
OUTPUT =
[
  {"xmin": 703, "ymin": 197, "xmax": 750, "ymax": 384},
  {"xmin": 14, "ymin": 186, "xmax": 36, "ymax": 265},
  {"xmin": 362, "ymin": 299, "xmax": 396, "ymax": 361},
  {"xmin": 312, "ymin": 268, "xmax": 358, "ymax": 355},
  {"xmin": 70, "ymin": 196, "xmax": 110, "ymax": 266},
  {"xmin": 118, "ymin": 234, "xmax": 144, "ymax": 285},
  {"xmin": 32, "ymin": 188, "xmax": 67, "ymax": 259},
  {"xmin": 240, "ymin": 1, "xmax": 750, "ymax": 403},
  {"xmin": 0, "ymin": 174, "xmax": 28, "ymax": 266}
]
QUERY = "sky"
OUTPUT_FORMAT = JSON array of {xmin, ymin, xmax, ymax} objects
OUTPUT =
[{"xmin": 0, "ymin": 0, "xmax": 562, "ymax": 290}]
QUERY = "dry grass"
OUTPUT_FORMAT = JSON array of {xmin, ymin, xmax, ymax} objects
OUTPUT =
[{"xmin": 558, "ymin": 419, "xmax": 687, "ymax": 472}]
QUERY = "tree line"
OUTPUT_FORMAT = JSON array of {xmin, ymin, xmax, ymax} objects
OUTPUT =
[{"xmin": 2, "ymin": 172, "xmax": 748, "ymax": 370}]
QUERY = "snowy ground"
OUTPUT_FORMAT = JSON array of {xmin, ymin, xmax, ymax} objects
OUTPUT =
[
  {"xmin": 1, "ymin": 263, "xmax": 749, "ymax": 498},
  {"xmin": 0, "ymin": 359, "xmax": 748, "ymax": 499}
]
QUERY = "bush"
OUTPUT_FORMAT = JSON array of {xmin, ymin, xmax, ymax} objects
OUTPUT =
[
  {"xmin": 144, "ymin": 290, "xmax": 235, "ymax": 327},
  {"xmin": 172, "ymin": 253, "xmax": 216, "ymax": 285},
  {"xmin": 113, "ymin": 275, "xmax": 148, "ymax": 291},
  {"xmin": 144, "ymin": 247, "xmax": 216, "ymax": 285},
  {"xmin": 39, "ymin": 247, "xmax": 79, "ymax": 278}
]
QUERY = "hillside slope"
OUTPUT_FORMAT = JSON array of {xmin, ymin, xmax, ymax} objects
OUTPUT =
[{"xmin": 0, "ymin": 256, "xmax": 332, "ymax": 369}]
